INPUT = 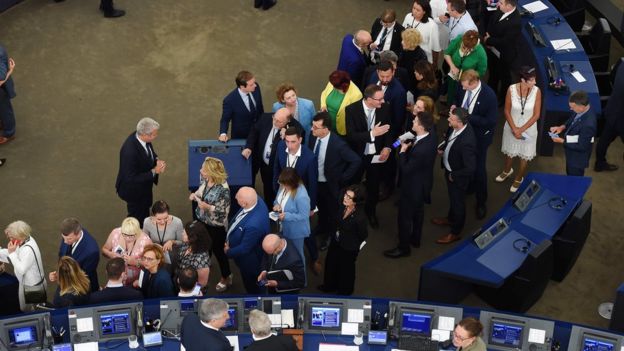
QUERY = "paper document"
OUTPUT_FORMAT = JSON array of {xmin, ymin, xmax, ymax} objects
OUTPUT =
[
  {"xmin": 371, "ymin": 155, "xmax": 387, "ymax": 164},
  {"xmin": 566, "ymin": 135, "xmax": 579, "ymax": 143},
  {"xmin": 571, "ymin": 71, "xmax": 586, "ymax": 82},
  {"xmin": 521, "ymin": 132, "xmax": 531, "ymax": 141},
  {"xmin": 432, "ymin": 329, "xmax": 451, "ymax": 341},
  {"xmin": 281, "ymin": 309, "xmax": 295, "ymax": 328},
  {"xmin": 341, "ymin": 322, "xmax": 359, "ymax": 336},
  {"xmin": 551, "ymin": 39, "xmax": 576, "ymax": 50},
  {"xmin": 76, "ymin": 318, "xmax": 94, "ymax": 332},
  {"xmin": 348, "ymin": 309, "xmax": 364, "ymax": 323},
  {"xmin": 138, "ymin": 269, "xmax": 145, "ymax": 288},
  {"xmin": 226, "ymin": 336, "xmax": 240, "ymax": 351},
  {"xmin": 523, "ymin": 1, "xmax": 548, "ymax": 13},
  {"xmin": 74, "ymin": 342, "xmax": 98, "ymax": 351},
  {"xmin": 437, "ymin": 316, "xmax": 455, "ymax": 331},
  {"xmin": 319, "ymin": 344, "xmax": 360, "ymax": 351},
  {"xmin": 528, "ymin": 328, "xmax": 546, "ymax": 344},
  {"xmin": 268, "ymin": 313, "xmax": 282, "ymax": 327}
]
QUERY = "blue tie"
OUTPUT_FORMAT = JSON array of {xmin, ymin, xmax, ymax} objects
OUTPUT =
[{"xmin": 462, "ymin": 90, "xmax": 472, "ymax": 109}]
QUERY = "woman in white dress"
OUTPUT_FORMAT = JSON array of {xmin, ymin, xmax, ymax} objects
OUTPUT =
[
  {"xmin": 495, "ymin": 67, "xmax": 542, "ymax": 193},
  {"xmin": 430, "ymin": 0, "xmax": 450, "ymax": 56},
  {"xmin": 402, "ymin": 0, "xmax": 441, "ymax": 64}
]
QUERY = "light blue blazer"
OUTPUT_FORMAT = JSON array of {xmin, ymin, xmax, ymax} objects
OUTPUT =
[
  {"xmin": 272, "ymin": 97, "xmax": 316, "ymax": 141},
  {"xmin": 275, "ymin": 184, "xmax": 311, "ymax": 240}
]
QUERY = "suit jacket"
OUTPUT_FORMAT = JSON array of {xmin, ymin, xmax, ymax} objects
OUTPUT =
[
  {"xmin": 140, "ymin": 268, "xmax": 176, "ymax": 299},
  {"xmin": 181, "ymin": 314, "xmax": 232, "ymax": 351},
  {"xmin": 366, "ymin": 74, "xmax": 408, "ymax": 137},
  {"xmin": 260, "ymin": 239, "xmax": 305, "ymax": 293},
  {"xmin": 344, "ymin": 100, "xmax": 393, "ymax": 156},
  {"xmin": 219, "ymin": 85, "xmax": 264, "ymax": 139},
  {"xmin": 245, "ymin": 335, "xmax": 299, "ymax": 351},
  {"xmin": 273, "ymin": 142, "xmax": 318, "ymax": 209},
  {"xmin": 604, "ymin": 62, "xmax": 624, "ymax": 137},
  {"xmin": 308, "ymin": 133, "xmax": 361, "ymax": 199},
  {"xmin": 0, "ymin": 44, "xmax": 15, "ymax": 98},
  {"xmin": 564, "ymin": 110, "xmax": 597, "ymax": 169},
  {"xmin": 361, "ymin": 65, "xmax": 410, "ymax": 94},
  {"xmin": 115, "ymin": 132, "xmax": 158, "ymax": 202},
  {"xmin": 371, "ymin": 20, "xmax": 405, "ymax": 56},
  {"xmin": 88, "ymin": 286, "xmax": 143, "ymax": 305},
  {"xmin": 441, "ymin": 124, "xmax": 477, "ymax": 189},
  {"xmin": 58, "ymin": 229, "xmax": 100, "ymax": 292},
  {"xmin": 399, "ymin": 133, "xmax": 437, "ymax": 205},
  {"xmin": 333, "ymin": 205, "xmax": 368, "ymax": 251},
  {"xmin": 337, "ymin": 34, "xmax": 369, "ymax": 87},
  {"xmin": 455, "ymin": 82, "xmax": 498, "ymax": 145},
  {"xmin": 272, "ymin": 98, "xmax": 316, "ymax": 140},
  {"xmin": 275, "ymin": 184, "xmax": 311, "ymax": 239},
  {"xmin": 485, "ymin": 8, "xmax": 521, "ymax": 67},
  {"xmin": 245, "ymin": 113, "xmax": 304, "ymax": 171},
  {"xmin": 226, "ymin": 200, "xmax": 270, "ymax": 276}
]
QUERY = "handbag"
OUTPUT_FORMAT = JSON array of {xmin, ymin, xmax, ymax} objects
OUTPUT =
[{"xmin": 22, "ymin": 245, "xmax": 47, "ymax": 305}]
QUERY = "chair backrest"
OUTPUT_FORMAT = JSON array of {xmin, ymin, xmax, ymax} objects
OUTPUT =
[{"xmin": 589, "ymin": 18, "xmax": 612, "ymax": 55}]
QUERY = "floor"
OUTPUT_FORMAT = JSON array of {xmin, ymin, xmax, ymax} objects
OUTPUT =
[{"xmin": 1, "ymin": 0, "xmax": 623, "ymax": 330}]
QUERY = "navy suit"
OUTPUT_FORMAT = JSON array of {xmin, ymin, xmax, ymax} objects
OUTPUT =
[
  {"xmin": 273, "ymin": 141, "xmax": 318, "ymax": 209},
  {"xmin": 366, "ymin": 74, "xmax": 408, "ymax": 138},
  {"xmin": 337, "ymin": 34, "xmax": 369, "ymax": 87},
  {"xmin": 260, "ymin": 239, "xmax": 305, "ymax": 294},
  {"xmin": 370, "ymin": 20, "xmax": 405, "ymax": 57},
  {"xmin": 181, "ymin": 314, "xmax": 231, "ymax": 351},
  {"xmin": 595, "ymin": 63, "xmax": 624, "ymax": 167},
  {"xmin": 58, "ymin": 229, "xmax": 100, "ymax": 292},
  {"xmin": 219, "ymin": 86, "xmax": 264, "ymax": 139},
  {"xmin": 226, "ymin": 200, "xmax": 270, "ymax": 294},
  {"xmin": 456, "ymin": 83, "xmax": 498, "ymax": 207},
  {"xmin": 563, "ymin": 110, "xmax": 597, "ymax": 176},
  {"xmin": 0, "ymin": 43, "xmax": 16, "ymax": 138},
  {"xmin": 115, "ymin": 132, "xmax": 158, "ymax": 224},
  {"xmin": 89, "ymin": 286, "xmax": 143, "ymax": 305}
]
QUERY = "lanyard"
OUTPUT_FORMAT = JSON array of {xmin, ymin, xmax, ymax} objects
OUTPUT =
[
  {"xmin": 519, "ymin": 86, "xmax": 533, "ymax": 116},
  {"xmin": 286, "ymin": 155, "xmax": 299, "ymax": 168},
  {"xmin": 155, "ymin": 222, "xmax": 168, "ymax": 245},
  {"xmin": 449, "ymin": 14, "xmax": 464, "ymax": 36},
  {"xmin": 409, "ymin": 18, "xmax": 421, "ymax": 29}
]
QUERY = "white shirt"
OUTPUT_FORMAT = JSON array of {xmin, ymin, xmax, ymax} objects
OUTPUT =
[
  {"xmin": 135, "ymin": 133, "xmax": 151, "ymax": 157},
  {"xmin": 106, "ymin": 281, "xmax": 124, "ymax": 288},
  {"xmin": 72, "ymin": 230, "xmax": 85, "ymax": 255},
  {"xmin": 443, "ymin": 125, "xmax": 467, "ymax": 172},
  {"xmin": 447, "ymin": 12, "xmax": 478, "ymax": 42},
  {"xmin": 499, "ymin": 7, "xmax": 516, "ymax": 22},
  {"xmin": 274, "ymin": 240, "xmax": 288, "ymax": 264},
  {"xmin": 362, "ymin": 101, "xmax": 377, "ymax": 155},
  {"xmin": 416, "ymin": 132, "xmax": 430, "ymax": 143},
  {"xmin": 402, "ymin": 14, "xmax": 441, "ymax": 63},
  {"xmin": 200, "ymin": 321, "xmax": 221, "ymax": 332},
  {"xmin": 263, "ymin": 127, "xmax": 279, "ymax": 165},
  {"xmin": 351, "ymin": 39, "xmax": 363, "ymax": 53},
  {"xmin": 285, "ymin": 145, "xmax": 302, "ymax": 168},
  {"xmin": 460, "ymin": 81, "xmax": 482, "ymax": 114},
  {"xmin": 430, "ymin": 0, "xmax": 451, "ymax": 50},
  {"xmin": 314, "ymin": 133, "xmax": 330, "ymax": 182},
  {"xmin": 238, "ymin": 88, "xmax": 256, "ymax": 112},
  {"xmin": 373, "ymin": 23, "xmax": 395, "ymax": 52}
]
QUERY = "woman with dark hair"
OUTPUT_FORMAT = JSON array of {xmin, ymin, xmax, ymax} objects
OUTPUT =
[
  {"xmin": 319, "ymin": 185, "xmax": 368, "ymax": 295},
  {"xmin": 273, "ymin": 83, "xmax": 316, "ymax": 140},
  {"xmin": 452, "ymin": 317, "xmax": 486, "ymax": 351},
  {"xmin": 175, "ymin": 221, "xmax": 212, "ymax": 289},
  {"xmin": 402, "ymin": 0, "xmax": 440, "ymax": 63},
  {"xmin": 53, "ymin": 256, "xmax": 90, "ymax": 307},
  {"xmin": 413, "ymin": 60, "xmax": 439, "ymax": 101},
  {"xmin": 398, "ymin": 28, "xmax": 428, "ymax": 92},
  {"xmin": 496, "ymin": 66, "xmax": 542, "ymax": 193},
  {"xmin": 320, "ymin": 70, "xmax": 363, "ymax": 135},
  {"xmin": 136, "ymin": 244, "xmax": 175, "ymax": 298},
  {"xmin": 143, "ymin": 200, "xmax": 184, "ymax": 264},
  {"xmin": 444, "ymin": 30, "xmax": 487, "ymax": 103}
]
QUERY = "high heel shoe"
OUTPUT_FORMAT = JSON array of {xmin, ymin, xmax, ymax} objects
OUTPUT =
[{"xmin": 215, "ymin": 274, "xmax": 233, "ymax": 292}]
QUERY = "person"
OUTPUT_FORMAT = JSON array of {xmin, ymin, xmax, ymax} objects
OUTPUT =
[
  {"xmin": 362, "ymin": 50, "xmax": 411, "ymax": 93},
  {"xmin": 320, "ymin": 70, "xmax": 363, "ymax": 136},
  {"xmin": 496, "ymin": 66, "xmax": 542, "ymax": 192},
  {"xmin": 345, "ymin": 84, "xmax": 392, "ymax": 228},
  {"xmin": 336, "ymin": 30, "xmax": 373, "ymax": 88},
  {"xmin": 143, "ymin": 200, "xmax": 184, "ymax": 264},
  {"xmin": 115, "ymin": 117, "xmax": 166, "ymax": 224},
  {"xmin": 273, "ymin": 127, "xmax": 318, "ymax": 211},
  {"xmin": 550, "ymin": 91, "xmax": 597, "ymax": 176},
  {"xmin": 444, "ymin": 30, "xmax": 487, "ymax": 104},
  {"xmin": 414, "ymin": 95, "xmax": 436, "ymax": 118},
  {"xmin": 402, "ymin": 0, "xmax": 440, "ymax": 64},
  {"xmin": 53, "ymin": 256, "xmax": 90, "ymax": 308},
  {"xmin": 101, "ymin": 217, "xmax": 152, "ymax": 286},
  {"xmin": 219, "ymin": 70, "xmax": 264, "ymax": 142},
  {"xmin": 258, "ymin": 234, "xmax": 305, "ymax": 294},
  {"xmin": 225, "ymin": 187, "xmax": 270, "ymax": 294},
  {"xmin": 319, "ymin": 185, "xmax": 368, "ymax": 295},
  {"xmin": 483, "ymin": 0, "xmax": 521, "ymax": 100},
  {"xmin": 0, "ymin": 43, "xmax": 16, "ymax": 145},
  {"xmin": 254, "ymin": 0, "xmax": 276, "ymax": 10},
  {"xmin": 100, "ymin": 0, "xmax": 125, "ymax": 17},
  {"xmin": 0, "ymin": 221, "xmax": 45, "ymax": 312},
  {"xmin": 384, "ymin": 111, "xmax": 437, "ymax": 257},
  {"xmin": 452, "ymin": 317, "xmax": 487, "ymax": 351},
  {"xmin": 398, "ymin": 29, "xmax": 428, "ymax": 93},
  {"xmin": 442, "ymin": 0, "xmax": 478, "ymax": 43},
  {"xmin": 366, "ymin": 60, "xmax": 408, "ymax": 139},
  {"xmin": 89, "ymin": 257, "xmax": 143, "ymax": 304},
  {"xmin": 180, "ymin": 298, "xmax": 232, "ymax": 351},
  {"xmin": 178, "ymin": 267, "xmax": 202, "ymax": 297},
  {"xmin": 594, "ymin": 61, "xmax": 624, "ymax": 172},
  {"xmin": 51, "ymin": 217, "xmax": 100, "ymax": 292},
  {"xmin": 431, "ymin": 0, "xmax": 451, "ymax": 54},
  {"xmin": 370, "ymin": 9, "xmax": 405, "ymax": 59},
  {"xmin": 432, "ymin": 107, "xmax": 477, "ymax": 244},
  {"xmin": 189, "ymin": 157, "xmax": 232, "ymax": 292},
  {"xmin": 243, "ymin": 108, "xmax": 303, "ymax": 208},
  {"xmin": 246, "ymin": 310, "xmax": 299, "ymax": 351},
  {"xmin": 175, "ymin": 221, "xmax": 212, "ymax": 289},
  {"xmin": 455, "ymin": 70, "xmax": 497, "ymax": 219},
  {"xmin": 273, "ymin": 168, "xmax": 311, "ymax": 261},
  {"xmin": 413, "ymin": 60, "xmax": 439, "ymax": 101},
  {"xmin": 272, "ymin": 83, "xmax": 316, "ymax": 141},
  {"xmin": 136, "ymin": 244, "xmax": 176, "ymax": 298}
]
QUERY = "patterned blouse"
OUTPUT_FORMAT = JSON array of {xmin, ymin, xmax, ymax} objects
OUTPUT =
[
  {"xmin": 107, "ymin": 228, "xmax": 153, "ymax": 286},
  {"xmin": 176, "ymin": 243, "xmax": 211, "ymax": 270},
  {"xmin": 194, "ymin": 179, "xmax": 230, "ymax": 227}
]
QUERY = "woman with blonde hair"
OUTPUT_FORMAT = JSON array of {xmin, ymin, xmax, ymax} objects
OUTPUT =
[
  {"xmin": 101, "ymin": 217, "xmax": 152, "ymax": 286},
  {"xmin": 0, "ymin": 220, "xmax": 46, "ymax": 312},
  {"xmin": 398, "ymin": 28, "xmax": 428, "ymax": 92},
  {"xmin": 53, "ymin": 256, "xmax": 90, "ymax": 307},
  {"xmin": 189, "ymin": 156, "xmax": 232, "ymax": 292}
]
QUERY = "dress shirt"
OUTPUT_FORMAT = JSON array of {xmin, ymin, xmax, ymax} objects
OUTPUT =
[
  {"xmin": 443, "ymin": 125, "xmax": 467, "ymax": 171},
  {"xmin": 374, "ymin": 23, "xmax": 395, "ymax": 52},
  {"xmin": 200, "ymin": 321, "xmax": 221, "ymax": 332},
  {"xmin": 263, "ymin": 127, "xmax": 279, "ymax": 165},
  {"xmin": 226, "ymin": 203, "xmax": 257, "ymax": 239},
  {"xmin": 460, "ymin": 81, "xmax": 482, "ymax": 114},
  {"xmin": 71, "ymin": 231, "xmax": 85, "ymax": 255},
  {"xmin": 285, "ymin": 145, "xmax": 302, "ymax": 168},
  {"xmin": 377, "ymin": 81, "xmax": 389, "ymax": 93},
  {"xmin": 447, "ymin": 12, "xmax": 477, "ymax": 41},
  {"xmin": 499, "ymin": 8, "xmax": 516, "ymax": 21},
  {"xmin": 135, "ymin": 133, "xmax": 151, "ymax": 157},
  {"xmin": 105, "ymin": 282, "xmax": 123, "ymax": 288},
  {"xmin": 274, "ymin": 240, "xmax": 287, "ymax": 265},
  {"xmin": 351, "ymin": 39, "xmax": 363, "ymax": 53},
  {"xmin": 252, "ymin": 334, "xmax": 274, "ymax": 341},
  {"xmin": 415, "ymin": 132, "xmax": 430, "ymax": 143},
  {"xmin": 238, "ymin": 88, "xmax": 256, "ymax": 112},
  {"xmin": 315, "ymin": 133, "xmax": 330, "ymax": 182},
  {"xmin": 362, "ymin": 101, "xmax": 377, "ymax": 155}
]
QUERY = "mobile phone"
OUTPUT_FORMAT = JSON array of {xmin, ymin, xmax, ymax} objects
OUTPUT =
[{"xmin": 258, "ymin": 279, "xmax": 268, "ymax": 287}]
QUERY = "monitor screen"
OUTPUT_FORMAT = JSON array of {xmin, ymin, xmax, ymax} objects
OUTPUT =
[
  {"xmin": 8, "ymin": 325, "xmax": 37, "ymax": 346},
  {"xmin": 490, "ymin": 319, "xmax": 524, "ymax": 348},
  {"xmin": 99, "ymin": 312, "xmax": 131, "ymax": 337},
  {"xmin": 401, "ymin": 311, "xmax": 433, "ymax": 335},
  {"xmin": 222, "ymin": 307, "xmax": 238, "ymax": 331},
  {"xmin": 582, "ymin": 334, "xmax": 617, "ymax": 351},
  {"xmin": 368, "ymin": 330, "xmax": 388, "ymax": 345},
  {"xmin": 180, "ymin": 300, "xmax": 195, "ymax": 314},
  {"xmin": 52, "ymin": 344, "xmax": 73, "ymax": 351},
  {"xmin": 244, "ymin": 298, "xmax": 259, "ymax": 310},
  {"xmin": 310, "ymin": 306, "xmax": 341, "ymax": 329}
]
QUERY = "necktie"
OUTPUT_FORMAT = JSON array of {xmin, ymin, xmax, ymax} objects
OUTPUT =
[
  {"xmin": 378, "ymin": 27, "xmax": 389, "ymax": 49},
  {"xmin": 67, "ymin": 244, "xmax": 74, "ymax": 257},
  {"xmin": 462, "ymin": 90, "xmax": 472, "ymax": 110},
  {"xmin": 314, "ymin": 139, "xmax": 322, "ymax": 157},
  {"xmin": 247, "ymin": 93, "xmax": 257, "ymax": 115}
]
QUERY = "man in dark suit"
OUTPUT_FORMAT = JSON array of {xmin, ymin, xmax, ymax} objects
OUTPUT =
[
  {"xmin": 181, "ymin": 298, "xmax": 232, "ymax": 351},
  {"xmin": 384, "ymin": 111, "xmax": 437, "ymax": 258},
  {"xmin": 100, "ymin": 0, "xmax": 125, "ymax": 17},
  {"xmin": 225, "ymin": 187, "xmax": 270, "ymax": 294},
  {"xmin": 370, "ymin": 9, "xmax": 405, "ymax": 60},
  {"xmin": 219, "ymin": 70, "xmax": 264, "ymax": 142},
  {"xmin": 337, "ymin": 30, "xmax": 373, "ymax": 88},
  {"xmin": 242, "ymin": 108, "xmax": 303, "ymax": 207},
  {"xmin": 89, "ymin": 258, "xmax": 142, "ymax": 304},
  {"xmin": 246, "ymin": 310, "xmax": 298, "ymax": 351},
  {"xmin": 0, "ymin": 43, "xmax": 16, "ymax": 145},
  {"xmin": 483, "ymin": 0, "xmax": 521, "ymax": 100},
  {"xmin": 455, "ymin": 70, "xmax": 498, "ymax": 219},
  {"xmin": 345, "ymin": 84, "xmax": 392, "ymax": 228},
  {"xmin": 273, "ymin": 127, "xmax": 318, "ymax": 211},
  {"xmin": 49, "ymin": 218, "xmax": 100, "ymax": 292},
  {"xmin": 115, "ymin": 117, "xmax": 165, "ymax": 224},
  {"xmin": 432, "ymin": 107, "xmax": 477, "ymax": 244},
  {"xmin": 594, "ymin": 61, "xmax": 624, "ymax": 172},
  {"xmin": 257, "ymin": 234, "xmax": 305, "ymax": 294},
  {"xmin": 550, "ymin": 90, "xmax": 597, "ymax": 176},
  {"xmin": 361, "ymin": 50, "xmax": 410, "ymax": 92}
]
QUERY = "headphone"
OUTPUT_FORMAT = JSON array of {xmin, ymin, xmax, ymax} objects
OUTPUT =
[
  {"xmin": 547, "ymin": 16, "xmax": 561, "ymax": 26},
  {"xmin": 513, "ymin": 238, "xmax": 532, "ymax": 254},
  {"xmin": 548, "ymin": 197, "xmax": 567, "ymax": 210}
]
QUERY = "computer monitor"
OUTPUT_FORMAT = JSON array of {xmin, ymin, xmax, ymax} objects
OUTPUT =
[
  {"xmin": 179, "ymin": 300, "xmax": 197, "ymax": 315},
  {"xmin": 222, "ymin": 305, "xmax": 238, "ymax": 332},
  {"xmin": 298, "ymin": 297, "xmax": 372, "ymax": 335},
  {"xmin": 489, "ymin": 318, "xmax": 525, "ymax": 349},
  {"xmin": 387, "ymin": 301, "xmax": 463, "ymax": 340},
  {"xmin": 68, "ymin": 302, "xmax": 140, "ymax": 344},
  {"xmin": 0, "ymin": 312, "xmax": 50, "ymax": 350},
  {"xmin": 581, "ymin": 334, "xmax": 617, "ymax": 351},
  {"xmin": 98, "ymin": 311, "xmax": 132, "ymax": 339},
  {"xmin": 480, "ymin": 311, "xmax": 554, "ymax": 351},
  {"xmin": 309, "ymin": 304, "xmax": 342, "ymax": 330},
  {"xmin": 400, "ymin": 309, "xmax": 433, "ymax": 336},
  {"xmin": 567, "ymin": 326, "xmax": 624, "ymax": 351}
]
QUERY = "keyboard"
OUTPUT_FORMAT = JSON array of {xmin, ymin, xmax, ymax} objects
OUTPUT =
[{"xmin": 398, "ymin": 335, "xmax": 440, "ymax": 351}]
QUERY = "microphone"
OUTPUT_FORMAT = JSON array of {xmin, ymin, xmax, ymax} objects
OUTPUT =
[
  {"xmin": 43, "ymin": 313, "xmax": 53, "ymax": 349},
  {"xmin": 136, "ymin": 305, "xmax": 144, "ymax": 337},
  {"xmin": 391, "ymin": 131, "xmax": 415, "ymax": 148}
]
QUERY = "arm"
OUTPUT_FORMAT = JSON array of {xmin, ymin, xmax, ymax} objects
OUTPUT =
[
  {"xmin": 468, "ymin": 92, "xmax": 497, "ymax": 130},
  {"xmin": 474, "ymin": 47, "xmax": 488, "ymax": 78},
  {"xmin": 273, "ymin": 152, "xmax": 283, "ymax": 192},
  {"xmin": 451, "ymin": 137, "xmax": 477, "ymax": 179},
  {"xmin": 564, "ymin": 115, "xmax": 597, "ymax": 152},
  {"xmin": 226, "ymin": 224, "xmax": 265, "ymax": 258},
  {"xmin": 276, "ymin": 259, "xmax": 305, "ymax": 291},
  {"xmin": 119, "ymin": 145, "xmax": 155, "ymax": 185},
  {"xmin": 355, "ymin": 211, "xmax": 369, "ymax": 243},
  {"xmin": 8, "ymin": 246, "xmax": 36, "ymax": 277},
  {"xmin": 101, "ymin": 231, "xmax": 122, "ymax": 259},
  {"xmin": 484, "ymin": 19, "xmax": 521, "ymax": 48},
  {"xmin": 339, "ymin": 144, "xmax": 362, "ymax": 184},
  {"xmin": 320, "ymin": 83, "xmax": 333, "ymax": 110},
  {"xmin": 306, "ymin": 160, "xmax": 318, "ymax": 209},
  {"xmin": 197, "ymin": 267, "xmax": 209, "ymax": 287},
  {"xmin": 219, "ymin": 96, "xmax": 233, "ymax": 135},
  {"xmin": 0, "ymin": 58, "xmax": 14, "ymax": 87}
]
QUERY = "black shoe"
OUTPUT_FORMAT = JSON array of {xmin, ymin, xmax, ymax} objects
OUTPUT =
[
  {"xmin": 262, "ymin": 0, "xmax": 276, "ymax": 10},
  {"xmin": 476, "ymin": 204, "xmax": 487, "ymax": 220},
  {"xmin": 317, "ymin": 284, "xmax": 336, "ymax": 293},
  {"xmin": 410, "ymin": 241, "xmax": 420, "ymax": 248},
  {"xmin": 367, "ymin": 214, "xmax": 379, "ymax": 229},
  {"xmin": 383, "ymin": 247, "xmax": 411, "ymax": 258},
  {"xmin": 104, "ymin": 9, "xmax": 125, "ymax": 17},
  {"xmin": 594, "ymin": 163, "xmax": 618, "ymax": 172}
]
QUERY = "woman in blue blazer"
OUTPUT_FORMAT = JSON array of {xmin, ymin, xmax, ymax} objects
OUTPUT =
[
  {"xmin": 273, "ymin": 168, "xmax": 311, "ymax": 265},
  {"xmin": 272, "ymin": 83, "xmax": 316, "ymax": 141}
]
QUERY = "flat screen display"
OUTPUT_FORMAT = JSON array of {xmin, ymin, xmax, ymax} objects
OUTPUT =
[
  {"xmin": 310, "ymin": 306, "xmax": 341, "ymax": 328},
  {"xmin": 52, "ymin": 344, "xmax": 73, "ymax": 351},
  {"xmin": 490, "ymin": 319, "xmax": 524, "ymax": 348},
  {"xmin": 8, "ymin": 325, "xmax": 37, "ymax": 345},
  {"xmin": 223, "ymin": 307, "xmax": 237, "ymax": 331},
  {"xmin": 401, "ymin": 312, "xmax": 432, "ymax": 335},
  {"xmin": 180, "ymin": 300, "xmax": 195, "ymax": 314},
  {"xmin": 368, "ymin": 330, "xmax": 388, "ymax": 345},
  {"xmin": 100, "ymin": 312, "xmax": 131, "ymax": 336},
  {"xmin": 582, "ymin": 335, "xmax": 617, "ymax": 351}
]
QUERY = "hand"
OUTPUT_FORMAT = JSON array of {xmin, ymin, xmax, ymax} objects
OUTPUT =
[
  {"xmin": 379, "ymin": 147, "xmax": 391, "ymax": 161},
  {"xmin": 450, "ymin": 65, "xmax": 460, "ymax": 76},
  {"xmin": 278, "ymin": 212, "xmax": 285, "ymax": 221},
  {"xmin": 272, "ymin": 204, "xmax": 282, "ymax": 212},
  {"xmin": 8, "ymin": 58, "xmax": 15, "ymax": 71},
  {"xmin": 123, "ymin": 254, "xmax": 137, "ymax": 267},
  {"xmin": 224, "ymin": 242, "xmax": 230, "ymax": 253},
  {"xmin": 512, "ymin": 128, "xmax": 523, "ymax": 140},
  {"xmin": 132, "ymin": 280, "xmax": 140, "ymax": 288},
  {"xmin": 369, "ymin": 43, "xmax": 378, "ymax": 51},
  {"xmin": 241, "ymin": 148, "xmax": 252, "ymax": 159},
  {"xmin": 7, "ymin": 241, "xmax": 17, "ymax": 254},
  {"xmin": 279, "ymin": 128, "xmax": 286, "ymax": 139},
  {"xmin": 552, "ymin": 137, "xmax": 564, "ymax": 144},
  {"xmin": 309, "ymin": 210, "xmax": 316, "ymax": 217},
  {"xmin": 257, "ymin": 271, "xmax": 267, "ymax": 282},
  {"xmin": 197, "ymin": 200, "xmax": 211, "ymax": 211},
  {"xmin": 266, "ymin": 280, "xmax": 278, "ymax": 288},
  {"xmin": 49, "ymin": 271, "xmax": 58, "ymax": 282},
  {"xmin": 550, "ymin": 125, "xmax": 565, "ymax": 134},
  {"xmin": 371, "ymin": 122, "xmax": 390, "ymax": 137},
  {"xmin": 448, "ymin": 173, "xmax": 454, "ymax": 182},
  {"xmin": 400, "ymin": 141, "xmax": 410, "ymax": 153},
  {"xmin": 163, "ymin": 240, "xmax": 174, "ymax": 252},
  {"xmin": 189, "ymin": 192, "xmax": 198, "ymax": 201},
  {"xmin": 439, "ymin": 15, "xmax": 449, "ymax": 23},
  {"xmin": 320, "ymin": 106, "xmax": 328, "ymax": 112},
  {"xmin": 218, "ymin": 134, "xmax": 229, "ymax": 143},
  {"xmin": 154, "ymin": 160, "xmax": 166, "ymax": 174},
  {"xmin": 484, "ymin": 32, "xmax": 491, "ymax": 43}
]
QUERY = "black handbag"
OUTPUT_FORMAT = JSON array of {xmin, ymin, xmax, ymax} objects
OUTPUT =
[{"xmin": 22, "ymin": 245, "xmax": 47, "ymax": 305}]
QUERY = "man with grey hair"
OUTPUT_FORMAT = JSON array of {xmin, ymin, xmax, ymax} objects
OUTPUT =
[
  {"xmin": 246, "ymin": 310, "xmax": 298, "ymax": 351},
  {"xmin": 115, "ymin": 117, "xmax": 166, "ymax": 225},
  {"xmin": 181, "ymin": 298, "xmax": 232, "ymax": 351}
]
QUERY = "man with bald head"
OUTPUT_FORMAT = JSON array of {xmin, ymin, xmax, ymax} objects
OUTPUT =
[
  {"xmin": 243, "ymin": 108, "xmax": 304, "ymax": 207},
  {"xmin": 337, "ymin": 30, "xmax": 373, "ymax": 87},
  {"xmin": 225, "ymin": 187, "xmax": 270, "ymax": 294},
  {"xmin": 257, "ymin": 234, "xmax": 305, "ymax": 294}
]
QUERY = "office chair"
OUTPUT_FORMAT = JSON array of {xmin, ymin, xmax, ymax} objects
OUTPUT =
[
  {"xmin": 578, "ymin": 18, "xmax": 612, "ymax": 72},
  {"xmin": 563, "ymin": 7, "xmax": 585, "ymax": 32},
  {"xmin": 593, "ymin": 57, "xmax": 623, "ymax": 116},
  {"xmin": 551, "ymin": 200, "xmax": 592, "ymax": 281}
]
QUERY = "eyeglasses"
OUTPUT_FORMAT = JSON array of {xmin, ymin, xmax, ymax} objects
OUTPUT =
[
  {"xmin": 344, "ymin": 193, "xmax": 355, "ymax": 200},
  {"xmin": 311, "ymin": 125, "xmax": 327, "ymax": 130},
  {"xmin": 370, "ymin": 96, "xmax": 385, "ymax": 102},
  {"xmin": 122, "ymin": 233, "xmax": 136, "ymax": 238},
  {"xmin": 452, "ymin": 331, "xmax": 471, "ymax": 342},
  {"xmin": 141, "ymin": 256, "xmax": 157, "ymax": 262}
]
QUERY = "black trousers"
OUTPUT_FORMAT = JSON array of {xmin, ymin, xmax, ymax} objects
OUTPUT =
[
  {"xmin": 323, "ymin": 240, "xmax": 359, "ymax": 295},
  {"xmin": 358, "ymin": 155, "xmax": 382, "ymax": 216},
  {"xmin": 204, "ymin": 223, "xmax": 231, "ymax": 279},
  {"xmin": 100, "ymin": 0, "xmax": 116, "ymax": 13},
  {"xmin": 259, "ymin": 162, "xmax": 276, "ymax": 209},
  {"xmin": 487, "ymin": 51, "xmax": 513, "ymax": 99},
  {"xmin": 472, "ymin": 136, "xmax": 492, "ymax": 206},
  {"xmin": 381, "ymin": 149, "xmax": 398, "ymax": 193},
  {"xmin": 0, "ymin": 88, "xmax": 15, "ymax": 138},
  {"xmin": 397, "ymin": 197, "xmax": 424, "ymax": 250},
  {"xmin": 315, "ymin": 182, "xmax": 339, "ymax": 237},
  {"xmin": 566, "ymin": 165, "xmax": 585, "ymax": 176},
  {"xmin": 126, "ymin": 195, "xmax": 152, "ymax": 227},
  {"xmin": 446, "ymin": 173, "xmax": 467, "ymax": 235},
  {"xmin": 595, "ymin": 117, "xmax": 624, "ymax": 166}
]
